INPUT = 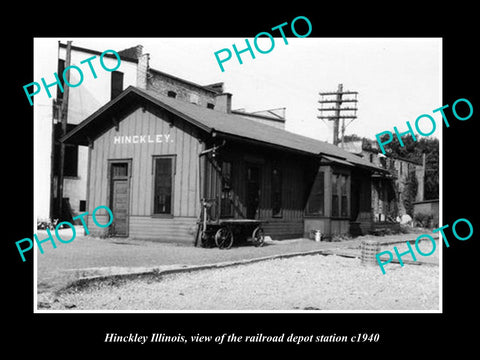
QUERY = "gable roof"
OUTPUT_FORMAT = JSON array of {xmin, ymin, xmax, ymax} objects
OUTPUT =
[{"xmin": 61, "ymin": 86, "xmax": 384, "ymax": 172}]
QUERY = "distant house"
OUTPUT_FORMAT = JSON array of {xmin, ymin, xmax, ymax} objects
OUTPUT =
[
  {"xmin": 342, "ymin": 139, "xmax": 425, "ymax": 233},
  {"xmin": 61, "ymin": 85, "xmax": 387, "ymax": 242}
]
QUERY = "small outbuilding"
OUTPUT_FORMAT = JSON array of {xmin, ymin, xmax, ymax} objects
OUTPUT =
[{"xmin": 61, "ymin": 86, "xmax": 385, "ymax": 243}]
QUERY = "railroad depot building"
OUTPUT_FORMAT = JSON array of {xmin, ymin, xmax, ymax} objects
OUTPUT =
[
  {"xmin": 50, "ymin": 42, "xmax": 224, "ymax": 220},
  {"xmin": 61, "ymin": 83, "xmax": 389, "ymax": 243}
]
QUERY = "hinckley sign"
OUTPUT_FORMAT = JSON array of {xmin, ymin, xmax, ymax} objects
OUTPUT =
[{"xmin": 113, "ymin": 134, "xmax": 173, "ymax": 144}]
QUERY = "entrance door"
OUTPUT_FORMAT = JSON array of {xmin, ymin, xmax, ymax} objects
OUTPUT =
[
  {"xmin": 246, "ymin": 164, "xmax": 261, "ymax": 219},
  {"xmin": 109, "ymin": 161, "xmax": 130, "ymax": 236}
]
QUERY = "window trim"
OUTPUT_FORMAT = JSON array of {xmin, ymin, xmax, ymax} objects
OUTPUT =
[
  {"xmin": 151, "ymin": 155, "xmax": 176, "ymax": 217},
  {"xmin": 331, "ymin": 172, "xmax": 350, "ymax": 219},
  {"xmin": 107, "ymin": 158, "xmax": 132, "ymax": 179},
  {"xmin": 331, "ymin": 173, "xmax": 339, "ymax": 217},
  {"xmin": 79, "ymin": 200, "xmax": 86, "ymax": 212}
]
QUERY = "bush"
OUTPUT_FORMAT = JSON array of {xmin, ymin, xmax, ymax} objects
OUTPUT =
[
  {"xmin": 331, "ymin": 233, "xmax": 352, "ymax": 242},
  {"xmin": 37, "ymin": 218, "xmax": 59, "ymax": 230},
  {"xmin": 399, "ymin": 224, "xmax": 412, "ymax": 234},
  {"xmin": 403, "ymin": 171, "xmax": 418, "ymax": 217},
  {"xmin": 414, "ymin": 213, "xmax": 433, "ymax": 228}
]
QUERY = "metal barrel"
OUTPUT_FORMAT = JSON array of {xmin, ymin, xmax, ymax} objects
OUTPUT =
[{"xmin": 360, "ymin": 239, "xmax": 380, "ymax": 265}]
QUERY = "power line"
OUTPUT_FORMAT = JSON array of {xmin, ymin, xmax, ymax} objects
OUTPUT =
[{"xmin": 317, "ymin": 83, "xmax": 358, "ymax": 147}]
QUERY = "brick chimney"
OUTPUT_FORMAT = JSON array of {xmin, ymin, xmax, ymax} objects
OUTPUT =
[
  {"xmin": 117, "ymin": 45, "xmax": 149, "ymax": 89},
  {"xmin": 136, "ymin": 52, "xmax": 150, "ymax": 90},
  {"xmin": 214, "ymin": 92, "xmax": 232, "ymax": 113}
]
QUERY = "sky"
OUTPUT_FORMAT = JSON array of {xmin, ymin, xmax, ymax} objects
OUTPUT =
[
  {"xmin": 34, "ymin": 37, "xmax": 442, "ymax": 143},
  {"xmin": 33, "ymin": 37, "xmax": 442, "ymax": 220}
]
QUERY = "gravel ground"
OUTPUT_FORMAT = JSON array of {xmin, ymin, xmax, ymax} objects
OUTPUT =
[
  {"xmin": 39, "ymin": 254, "xmax": 439, "ymax": 311},
  {"xmin": 376, "ymin": 239, "xmax": 440, "ymax": 266},
  {"xmin": 36, "ymin": 230, "xmax": 359, "ymax": 293}
]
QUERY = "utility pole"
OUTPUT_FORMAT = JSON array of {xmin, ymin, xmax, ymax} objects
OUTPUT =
[
  {"xmin": 318, "ymin": 84, "xmax": 358, "ymax": 147},
  {"xmin": 56, "ymin": 40, "xmax": 72, "ymax": 220}
]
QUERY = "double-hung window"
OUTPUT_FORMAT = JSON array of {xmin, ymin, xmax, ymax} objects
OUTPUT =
[
  {"xmin": 153, "ymin": 156, "xmax": 175, "ymax": 215},
  {"xmin": 332, "ymin": 173, "xmax": 349, "ymax": 218}
]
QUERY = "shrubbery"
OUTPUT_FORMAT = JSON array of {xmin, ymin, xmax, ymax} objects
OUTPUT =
[{"xmin": 413, "ymin": 212, "xmax": 434, "ymax": 228}]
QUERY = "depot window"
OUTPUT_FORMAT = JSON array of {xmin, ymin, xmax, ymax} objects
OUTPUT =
[
  {"xmin": 332, "ymin": 173, "xmax": 349, "ymax": 218},
  {"xmin": 152, "ymin": 156, "xmax": 175, "ymax": 215}
]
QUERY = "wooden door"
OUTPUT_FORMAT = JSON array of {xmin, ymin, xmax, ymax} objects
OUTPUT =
[
  {"xmin": 246, "ymin": 164, "xmax": 261, "ymax": 219},
  {"xmin": 109, "ymin": 161, "xmax": 130, "ymax": 236}
]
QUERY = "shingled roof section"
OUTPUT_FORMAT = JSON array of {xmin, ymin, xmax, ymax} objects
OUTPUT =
[{"xmin": 61, "ymin": 86, "xmax": 385, "ymax": 172}]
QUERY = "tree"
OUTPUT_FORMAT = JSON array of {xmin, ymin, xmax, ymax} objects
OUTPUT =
[
  {"xmin": 377, "ymin": 133, "xmax": 439, "ymax": 200},
  {"xmin": 403, "ymin": 170, "xmax": 418, "ymax": 216},
  {"xmin": 343, "ymin": 134, "xmax": 363, "ymax": 142}
]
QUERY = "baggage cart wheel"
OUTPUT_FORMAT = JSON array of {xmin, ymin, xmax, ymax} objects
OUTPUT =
[
  {"xmin": 215, "ymin": 227, "xmax": 234, "ymax": 249},
  {"xmin": 252, "ymin": 226, "xmax": 265, "ymax": 247}
]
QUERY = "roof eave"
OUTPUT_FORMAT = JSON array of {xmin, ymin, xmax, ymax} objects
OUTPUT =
[
  {"xmin": 60, "ymin": 86, "xmax": 213, "ymax": 146},
  {"xmin": 212, "ymin": 130, "xmax": 319, "ymax": 158}
]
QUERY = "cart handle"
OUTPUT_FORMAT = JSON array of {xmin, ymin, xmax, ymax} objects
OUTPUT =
[{"xmin": 201, "ymin": 198, "xmax": 218, "ymax": 206}]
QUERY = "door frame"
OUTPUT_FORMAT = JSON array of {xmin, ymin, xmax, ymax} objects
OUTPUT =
[
  {"xmin": 107, "ymin": 158, "xmax": 132, "ymax": 237},
  {"xmin": 245, "ymin": 162, "xmax": 262, "ymax": 219}
]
